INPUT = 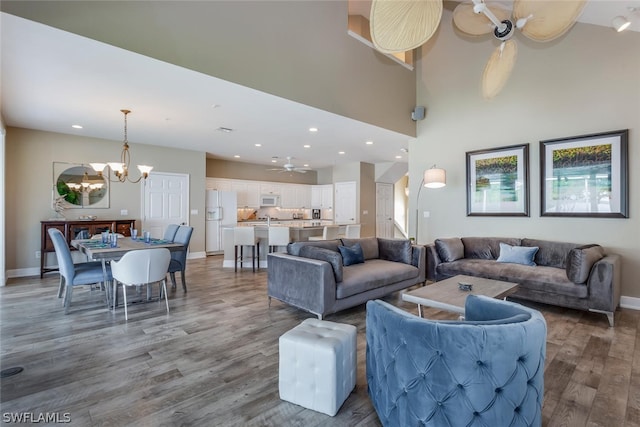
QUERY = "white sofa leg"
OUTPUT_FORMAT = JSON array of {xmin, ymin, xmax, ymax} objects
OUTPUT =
[{"xmin": 589, "ymin": 308, "xmax": 615, "ymax": 327}]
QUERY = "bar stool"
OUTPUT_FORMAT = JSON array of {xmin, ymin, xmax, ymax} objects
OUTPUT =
[
  {"xmin": 338, "ymin": 224, "xmax": 360, "ymax": 239},
  {"xmin": 268, "ymin": 227, "xmax": 290, "ymax": 253},
  {"xmin": 234, "ymin": 227, "xmax": 260, "ymax": 272},
  {"xmin": 309, "ymin": 225, "xmax": 340, "ymax": 241}
]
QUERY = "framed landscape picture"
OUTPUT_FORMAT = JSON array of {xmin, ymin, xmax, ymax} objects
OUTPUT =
[
  {"xmin": 540, "ymin": 129, "xmax": 628, "ymax": 218},
  {"xmin": 466, "ymin": 144, "xmax": 529, "ymax": 216}
]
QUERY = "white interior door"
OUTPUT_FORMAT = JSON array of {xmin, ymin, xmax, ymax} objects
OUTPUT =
[
  {"xmin": 334, "ymin": 181, "xmax": 356, "ymax": 224},
  {"xmin": 376, "ymin": 182, "xmax": 394, "ymax": 238},
  {"xmin": 142, "ymin": 172, "xmax": 189, "ymax": 238}
]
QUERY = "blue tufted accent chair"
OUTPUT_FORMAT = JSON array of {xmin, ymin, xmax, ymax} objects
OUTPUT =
[{"xmin": 366, "ymin": 296, "xmax": 546, "ymax": 427}]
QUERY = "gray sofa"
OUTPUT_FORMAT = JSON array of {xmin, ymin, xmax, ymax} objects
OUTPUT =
[
  {"xmin": 427, "ymin": 237, "xmax": 621, "ymax": 326},
  {"xmin": 268, "ymin": 237, "xmax": 426, "ymax": 319}
]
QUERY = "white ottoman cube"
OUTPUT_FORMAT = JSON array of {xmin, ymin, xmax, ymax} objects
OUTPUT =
[{"xmin": 279, "ymin": 318, "xmax": 357, "ymax": 416}]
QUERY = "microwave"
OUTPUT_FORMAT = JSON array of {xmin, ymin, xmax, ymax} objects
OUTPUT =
[{"xmin": 260, "ymin": 194, "xmax": 280, "ymax": 207}]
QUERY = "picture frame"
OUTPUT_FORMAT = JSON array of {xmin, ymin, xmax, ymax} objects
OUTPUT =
[
  {"xmin": 466, "ymin": 144, "xmax": 529, "ymax": 216},
  {"xmin": 540, "ymin": 129, "xmax": 628, "ymax": 218},
  {"xmin": 53, "ymin": 162, "xmax": 110, "ymax": 209}
]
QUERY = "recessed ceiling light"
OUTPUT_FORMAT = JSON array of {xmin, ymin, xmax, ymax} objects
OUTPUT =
[
  {"xmin": 255, "ymin": 143, "xmax": 262, "ymax": 147},
  {"xmin": 338, "ymin": 151, "xmax": 345, "ymax": 155},
  {"xmin": 234, "ymin": 155, "xmax": 240, "ymax": 158},
  {"xmin": 303, "ymin": 144, "xmax": 311, "ymax": 148},
  {"xmin": 72, "ymin": 125, "xmax": 83, "ymax": 129},
  {"xmin": 217, "ymin": 127, "xmax": 233, "ymax": 133},
  {"xmin": 395, "ymin": 155, "xmax": 402, "ymax": 159},
  {"xmin": 365, "ymin": 141, "xmax": 373, "ymax": 145},
  {"xmin": 304, "ymin": 164, "xmax": 309, "ymax": 167},
  {"xmin": 309, "ymin": 127, "xmax": 318, "ymax": 132},
  {"xmin": 271, "ymin": 159, "xmax": 277, "ymax": 163},
  {"xmin": 400, "ymin": 148, "xmax": 408, "ymax": 153}
]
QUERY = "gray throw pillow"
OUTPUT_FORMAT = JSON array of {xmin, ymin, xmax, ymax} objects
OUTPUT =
[
  {"xmin": 341, "ymin": 237, "xmax": 379, "ymax": 260},
  {"xmin": 299, "ymin": 246, "xmax": 343, "ymax": 282},
  {"xmin": 434, "ymin": 238, "xmax": 464, "ymax": 262},
  {"xmin": 566, "ymin": 244, "xmax": 605, "ymax": 284},
  {"xmin": 378, "ymin": 238, "xmax": 412, "ymax": 264},
  {"xmin": 496, "ymin": 243, "xmax": 539, "ymax": 266}
]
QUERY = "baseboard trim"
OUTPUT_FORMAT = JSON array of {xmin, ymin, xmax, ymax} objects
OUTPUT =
[
  {"xmin": 7, "ymin": 267, "xmax": 40, "ymax": 279},
  {"xmin": 187, "ymin": 251, "xmax": 206, "ymax": 260},
  {"xmin": 620, "ymin": 296, "xmax": 640, "ymax": 311},
  {"xmin": 222, "ymin": 259, "xmax": 267, "ymax": 270}
]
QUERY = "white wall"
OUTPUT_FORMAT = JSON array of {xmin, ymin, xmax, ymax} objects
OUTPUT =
[{"xmin": 410, "ymin": 13, "xmax": 640, "ymax": 297}]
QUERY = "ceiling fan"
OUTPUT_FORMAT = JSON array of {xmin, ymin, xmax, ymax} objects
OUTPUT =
[
  {"xmin": 369, "ymin": 0, "xmax": 586, "ymax": 99},
  {"xmin": 267, "ymin": 157, "xmax": 311, "ymax": 174}
]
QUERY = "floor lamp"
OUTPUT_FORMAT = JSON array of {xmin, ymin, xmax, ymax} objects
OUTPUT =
[{"xmin": 415, "ymin": 166, "xmax": 446, "ymax": 245}]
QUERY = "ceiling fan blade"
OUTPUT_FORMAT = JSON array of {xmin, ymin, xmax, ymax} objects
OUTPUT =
[
  {"xmin": 370, "ymin": 0, "xmax": 443, "ymax": 54},
  {"xmin": 453, "ymin": 2, "xmax": 510, "ymax": 37},
  {"xmin": 482, "ymin": 40, "xmax": 517, "ymax": 99},
  {"xmin": 513, "ymin": 0, "xmax": 587, "ymax": 42}
]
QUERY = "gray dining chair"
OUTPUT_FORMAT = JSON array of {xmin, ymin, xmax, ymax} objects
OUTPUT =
[
  {"xmin": 111, "ymin": 248, "xmax": 171, "ymax": 320},
  {"xmin": 48, "ymin": 228, "xmax": 112, "ymax": 313},
  {"xmin": 164, "ymin": 224, "xmax": 180, "ymax": 242},
  {"xmin": 168, "ymin": 225, "xmax": 194, "ymax": 292}
]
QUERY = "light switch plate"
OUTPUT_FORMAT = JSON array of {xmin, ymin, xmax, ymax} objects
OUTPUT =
[
  {"xmin": 423, "ymin": 211, "xmax": 430, "ymax": 218},
  {"xmin": 191, "ymin": 209, "xmax": 198, "ymax": 215},
  {"xmin": 120, "ymin": 209, "xmax": 128, "ymax": 216}
]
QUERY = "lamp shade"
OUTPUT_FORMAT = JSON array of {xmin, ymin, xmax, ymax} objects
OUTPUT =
[{"xmin": 424, "ymin": 168, "xmax": 446, "ymax": 188}]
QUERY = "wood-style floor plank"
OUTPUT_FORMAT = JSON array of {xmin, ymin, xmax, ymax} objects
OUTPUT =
[{"xmin": 0, "ymin": 256, "xmax": 637, "ymax": 426}]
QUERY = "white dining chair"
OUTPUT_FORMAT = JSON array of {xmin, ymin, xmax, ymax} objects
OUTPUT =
[
  {"xmin": 110, "ymin": 248, "xmax": 171, "ymax": 320},
  {"xmin": 309, "ymin": 225, "xmax": 340, "ymax": 241},
  {"xmin": 234, "ymin": 227, "xmax": 260, "ymax": 272},
  {"xmin": 268, "ymin": 227, "xmax": 290, "ymax": 253}
]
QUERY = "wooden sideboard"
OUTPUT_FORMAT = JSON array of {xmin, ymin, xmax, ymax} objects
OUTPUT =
[{"xmin": 40, "ymin": 219, "xmax": 137, "ymax": 278}]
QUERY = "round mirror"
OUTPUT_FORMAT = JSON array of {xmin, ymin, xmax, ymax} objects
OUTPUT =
[{"xmin": 55, "ymin": 165, "xmax": 108, "ymax": 207}]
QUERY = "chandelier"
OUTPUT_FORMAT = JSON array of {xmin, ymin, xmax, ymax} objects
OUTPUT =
[
  {"xmin": 90, "ymin": 109, "xmax": 153, "ymax": 183},
  {"xmin": 66, "ymin": 171, "xmax": 105, "ymax": 193}
]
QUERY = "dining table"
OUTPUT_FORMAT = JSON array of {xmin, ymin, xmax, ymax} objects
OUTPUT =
[{"xmin": 72, "ymin": 237, "xmax": 184, "ymax": 309}]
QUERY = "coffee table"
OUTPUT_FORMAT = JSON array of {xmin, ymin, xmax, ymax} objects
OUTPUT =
[{"xmin": 402, "ymin": 275, "xmax": 519, "ymax": 317}]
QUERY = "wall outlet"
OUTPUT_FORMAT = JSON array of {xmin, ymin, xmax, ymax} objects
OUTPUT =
[
  {"xmin": 120, "ymin": 209, "xmax": 128, "ymax": 216},
  {"xmin": 362, "ymin": 210, "xmax": 368, "ymax": 215},
  {"xmin": 35, "ymin": 250, "xmax": 41, "ymax": 259},
  {"xmin": 423, "ymin": 211, "xmax": 430, "ymax": 218}
]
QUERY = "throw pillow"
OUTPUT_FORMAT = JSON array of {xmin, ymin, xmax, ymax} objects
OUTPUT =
[
  {"xmin": 434, "ymin": 238, "xmax": 464, "ymax": 262},
  {"xmin": 299, "ymin": 246, "xmax": 344, "ymax": 282},
  {"xmin": 338, "ymin": 243, "xmax": 365, "ymax": 266},
  {"xmin": 496, "ymin": 243, "xmax": 539, "ymax": 266},
  {"xmin": 341, "ymin": 237, "xmax": 379, "ymax": 260},
  {"xmin": 566, "ymin": 244, "xmax": 605, "ymax": 284},
  {"xmin": 378, "ymin": 238, "xmax": 412, "ymax": 264}
]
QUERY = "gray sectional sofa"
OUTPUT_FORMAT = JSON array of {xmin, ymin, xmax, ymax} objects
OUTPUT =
[
  {"xmin": 268, "ymin": 237, "xmax": 426, "ymax": 319},
  {"xmin": 427, "ymin": 237, "xmax": 621, "ymax": 326}
]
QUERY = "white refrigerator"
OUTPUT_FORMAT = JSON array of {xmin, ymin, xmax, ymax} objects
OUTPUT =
[{"xmin": 206, "ymin": 190, "xmax": 237, "ymax": 253}]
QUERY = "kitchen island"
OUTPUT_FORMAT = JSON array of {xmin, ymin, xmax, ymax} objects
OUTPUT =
[{"xmin": 220, "ymin": 223, "xmax": 342, "ymax": 269}]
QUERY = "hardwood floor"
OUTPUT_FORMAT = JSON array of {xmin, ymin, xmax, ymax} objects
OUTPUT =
[{"xmin": 1, "ymin": 256, "xmax": 638, "ymax": 426}]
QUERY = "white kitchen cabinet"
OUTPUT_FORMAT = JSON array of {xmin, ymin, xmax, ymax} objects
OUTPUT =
[
  {"xmin": 296, "ymin": 185, "xmax": 312, "ymax": 208},
  {"xmin": 311, "ymin": 184, "xmax": 333, "ymax": 209},
  {"xmin": 281, "ymin": 184, "xmax": 312, "ymax": 208},
  {"xmin": 232, "ymin": 181, "xmax": 260, "ymax": 208},
  {"xmin": 260, "ymin": 182, "xmax": 282, "ymax": 195},
  {"xmin": 280, "ymin": 185, "xmax": 296, "ymax": 208},
  {"xmin": 207, "ymin": 178, "xmax": 233, "ymax": 192}
]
